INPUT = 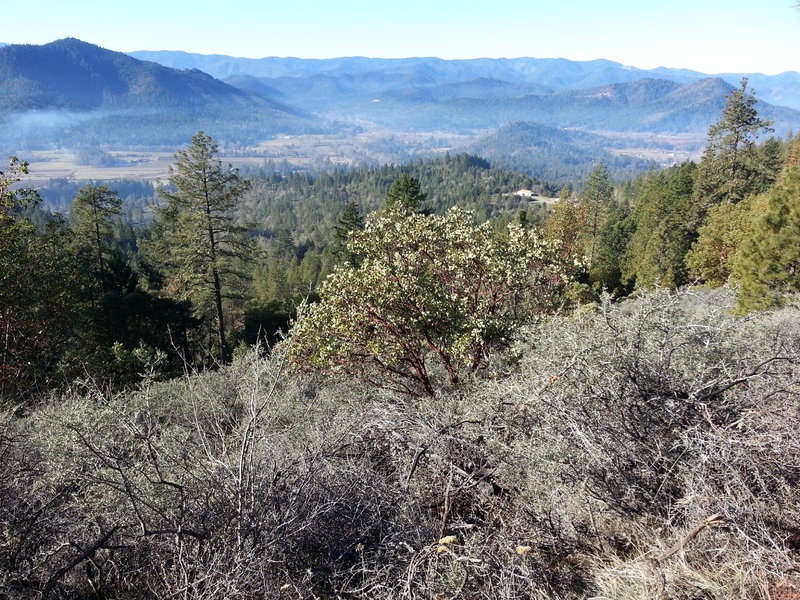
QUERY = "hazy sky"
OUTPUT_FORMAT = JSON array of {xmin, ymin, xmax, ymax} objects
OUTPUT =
[{"xmin": 4, "ymin": 0, "xmax": 800, "ymax": 75}]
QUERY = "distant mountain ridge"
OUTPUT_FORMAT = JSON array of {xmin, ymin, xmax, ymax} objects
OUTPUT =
[
  {"xmin": 129, "ymin": 50, "xmax": 800, "ymax": 111},
  {"xmin": 0, "ymin": 38, "xmax": 325, "ymax": 149},
  {"xmin": 2, "ymin": 39, "xmax": 799, "ymax": 181},
  {"xmin": 331, "ymin": 77, "xmax": 743, "ymax": 133},
  {"xmin": 128, "ymin": 48, "xmax": 800, "ymax": 141}
]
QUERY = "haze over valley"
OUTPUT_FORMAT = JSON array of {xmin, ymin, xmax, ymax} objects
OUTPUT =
[{"xmin": 3, "ymin": 38, "xmax": 800, "ymax": 184}]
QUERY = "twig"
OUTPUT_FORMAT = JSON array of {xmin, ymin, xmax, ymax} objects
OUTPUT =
[{"xmin": 651, "ymin": 514, "xmax": 726, "ymax": 565}]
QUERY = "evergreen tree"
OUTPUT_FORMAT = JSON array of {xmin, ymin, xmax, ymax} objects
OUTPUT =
[
  {"xmin": 733, "ymin": 166, "xmax": 800, "ymax": 311},
  {"xmin": 69, "ymin": 184, "xmax": 122, "ymax": 290},
  {"xmin": 625, "ymin": 162, "xmax": 696, "ymax": 289},
  {"xmin": 383, "ymin": 173, "xmax": 427, "ymax": 213},
  {"xmin": 693, "ymin": 78, "xmax": 773, "ymax": 215},
  {"xmin": 590, "ymin": 202, "xmax": 634, "ymax": 296},
  {"xmin": 785, "ymin": 133, "xmax": 800, "ymax": 167},
  {"xmin": 148, "ymin": 132, "xmax": 253, "ymax": 364},
  {"xmin": 332, "ymin": 200, "xmax": 365, "ymax": 266},
  {"xmin": 0, "ymin": 157, "xmax": 36, "ymax": 225},
  {"xmin": 752, "ymin": 137, "xmax": 784, "ymax": 194},
  {"xmin": 1, "ymin": 158, "xmax": 85, "ymax": 401},
  {"xmin": 685, "ymin": 192, "xmax": 768, "ymax": 286},
  {"xmin": 581, "ymin": 163, "xmax": 615, "ymax": 267}
]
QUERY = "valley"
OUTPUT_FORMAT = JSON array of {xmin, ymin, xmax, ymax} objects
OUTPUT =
[
  {"xmin": 3, "ymin": 39, "xmax": 797, "ymax": 186},
  {"xmin": 18, "ymin": 128, "xmax": 703, "ymax": 185}
]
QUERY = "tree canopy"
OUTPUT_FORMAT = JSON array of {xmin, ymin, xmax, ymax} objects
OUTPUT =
[
  {"xmin": 148, "ymin": 131, "xmax": 253, "ymax": 364},
  {"xmin": 289, "ymin": 207, "xmax": 568, "ymax": 396},
  {"xmin": 693, "ymin": 78, "xmax": 774, "ymax": 211},
  {"xmin": 733, "ymin": 166, "xmax": 800, "ymax": 311}
]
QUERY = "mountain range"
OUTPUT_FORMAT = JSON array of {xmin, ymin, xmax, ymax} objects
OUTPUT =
[
  {"xmin": 129, "ymin": 50, "xmax": 800, "ymax": 112},
  {"xmin": 0, "ymin": 39, "xmax": 326, "ymax": 149},
  {"xmin": 1, "ymin": 39, "xmax": 799, "ymax": 178},
  {"xmin": 128, "ymin": 49, "xmax": 800, "ymax": 140}
]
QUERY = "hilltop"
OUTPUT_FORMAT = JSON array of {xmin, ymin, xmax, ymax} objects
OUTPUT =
[
  {"xmin": 0, "ymin": 38, "xmax": 325, "ymax": 149},
  {"xmin": 2, "ymin": 39, "xmax": 799, "ymax": 180}
]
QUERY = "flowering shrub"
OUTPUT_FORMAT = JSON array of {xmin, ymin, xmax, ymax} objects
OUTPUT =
[{"xmin": 288, "ymin": 207, "xmax": 570, "ymax": 395}]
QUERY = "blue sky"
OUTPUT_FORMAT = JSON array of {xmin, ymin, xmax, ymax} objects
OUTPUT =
[{"xmin": 3, "ymin": 0, "xmax": 800, "ymax": 74}]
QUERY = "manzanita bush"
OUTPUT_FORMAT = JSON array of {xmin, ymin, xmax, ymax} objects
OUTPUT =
[{"xmin": 289, "ymin": 207, "xmax": 573, "ymax": 395}]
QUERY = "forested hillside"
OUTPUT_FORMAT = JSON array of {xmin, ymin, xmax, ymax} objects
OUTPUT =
[
  {"xmin": 467, "ymin": 121, "xmax": 652, "ymax": 182},
  {"xmin": 130, "ymin": 50, "xmax": 800, "ymax": 111},
  {"xmin": 0, "ymin": 39, "xmax": 325, "ymax": 149},
  {"xmin": 238, "ymin": 153, "xmax": 554, "ymax": 245},
  {"xmin": 4, "ymin": 39, "xmax": 800, "ymax": 186},
  {"xmin": 1, "ymin": 65, "xmax": 800, "ymax": 600}
]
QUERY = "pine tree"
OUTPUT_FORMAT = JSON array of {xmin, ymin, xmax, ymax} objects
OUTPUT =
[
  {"xmin": 733, "ymin": 166, "xmax": 800, "ymax": 311},
  {"xmin": 1, "ymin": 158, "xmax": 85, "ymax": 401},
  {"xmin": 383, "ymin": 173, "xmax": 427, "ymax": 213},
  {"xmin": 70, "ymin": 184, "xmax": 122, "ymax": 289},
  {"xmin": 581, "ymin": 163, "xmax": 615, "ymax": 267},
  {"xmin": 752, "ymin": 137, "xmax": 784, "ymax": 193},
  {"xmin": 590, "ymin": 202, "xmax": 634, "ymax": 295},
  {"xmin": 332, "ymin": 200, "xmax": 365, "ymax": 266},
  {"xmin": 693, "ymin": 78, "xmax": 773, "ymax": 215},
  {"xmin": 625, "ymin": 162, "xmax": 696, "ymax": 289},
  {"xmin": 148, "ymin": 132, "xmax": 253, "ymax": 364}
]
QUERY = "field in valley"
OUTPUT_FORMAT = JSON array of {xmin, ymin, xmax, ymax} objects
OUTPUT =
[{"xmin": 17, "ymin": 130, "xmax": 477, "ymax": 184}]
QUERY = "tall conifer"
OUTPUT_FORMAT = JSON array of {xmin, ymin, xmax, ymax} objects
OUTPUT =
[
  {"xmin": 693, "ymin": 78, "xmax": 773, "ymax": 215},
  {"xmin": 149, "ymin": 132, "xmax": 253, "ymax": 364}
]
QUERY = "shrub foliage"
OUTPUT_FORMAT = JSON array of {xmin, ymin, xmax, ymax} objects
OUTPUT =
[
  {"xmin": 1, "ymin": 287, "xmax": 799, "ymax": 599},
  {"xmin": 288, "ymin": 207, "xmax": 571, "ymax": 396}
]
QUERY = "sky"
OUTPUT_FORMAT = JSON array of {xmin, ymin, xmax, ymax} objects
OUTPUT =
[{"xmin": 3, "ymin": 0, "xmax": 800, "ymax": 75}]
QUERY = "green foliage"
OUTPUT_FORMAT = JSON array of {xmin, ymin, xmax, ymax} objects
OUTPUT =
[
  {"xmin": 1, "ymin": 158, "xmax": 80, "ymax": 401},
  {"xmin": 589, "ymin": 201, "xmax": 635, "ymax": 295},
  {"xmin": 733, "ymin": 166, "xmax": 800, "ymax": 311},
  {"xmin": 0, "ymin": 156, "xmax": 35, "ymax": 221},
  {"xmin": 685, "ymin": 192, "xmax": 767, "ymax": 285},
  {"xmin": 35, "ymin": 177, "xmax": 157, "ymax": 217},
  {"xmin": 148, "ymin": 132, "xmax": 254, "ymax": 363},
  {"xmin": 69, "ymin": 184, "xmax": 122, "ymax": 288},
  {"xmin": 54, "ymin": 251, "xmax": 201, "ymax": 389},
  {"xmin": 752, "ymin": 136, "xmax": 785, "ymax": 192},
  {"xmin": 244, "ymin": 243, "xmax": 334, "ymax": 346},
  {"xmin": 542, "ymin": 164, "xmax": 633, "ymax": 297},
  {"xmin": 1, "ymin": 236, "xmax": 83, "ymax": 402},
  {"xmin": 240, "ymin": 153, "xmax": 553, "ymax": 248},
  {"xmin": 693, "ymin": 78, "xmax": 774, "ymax": 214},
  {"xmin": 289, "ymin": 207, "xmax": 569, "ymax": 396},
  {"xmin": 332, "ymin": 199, "xmax": 365, "ymax": 266},
  {"xmin": 543, "ymin": 198, "xmax": 586, "ymax": 260},
  {"xmin": 382, "ymin": 173, "xmax": 428, "ymax": 213},
  {"xmin": 624, "ymin": 162, "xmax": 697, "ymax": 289},
  {"xmin": 580, "ymin": 163, "xmax": 615, "ymax": 267},
  {"xmin": 0, "ymin": 157, "xmax": 202, "ymax": 401}
]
